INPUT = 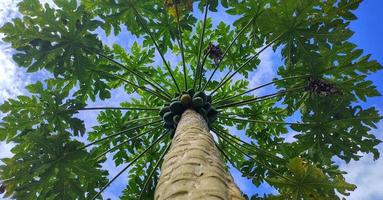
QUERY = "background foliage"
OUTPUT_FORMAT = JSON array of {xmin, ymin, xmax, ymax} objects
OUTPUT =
[{"xmin": 0, "ymin": 0, "xmax": 382, "ymax": 199}]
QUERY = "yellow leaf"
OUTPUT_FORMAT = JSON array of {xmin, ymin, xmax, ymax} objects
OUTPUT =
[{"xmin": 165, "ymin": 0, "xmax": 193, "ymax": 18}]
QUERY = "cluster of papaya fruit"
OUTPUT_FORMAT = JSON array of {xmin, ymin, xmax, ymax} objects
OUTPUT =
[{"xmin": 159, "ymin": 89, "xmax": 218, "ymax": 136}]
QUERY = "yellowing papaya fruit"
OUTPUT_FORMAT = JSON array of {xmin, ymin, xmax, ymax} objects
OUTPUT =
[{"xmin": 180, "ymin": 94, "xmax": 192, "ymax": 106}]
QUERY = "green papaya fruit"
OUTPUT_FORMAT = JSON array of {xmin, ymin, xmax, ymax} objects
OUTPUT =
[
  {"xmin": 207, "ymin": 107, "xmax": 218, "ymax": 124},
  {"xmin": 193, "ymin": 91, "xmax": 205, "ymax": 98},
  {"xmin": 203, "ymin": 102, "xmax": 211, "ymax": 110},
  {"xmin": 192, "ymin": 97, "xmax": 204, "ymax": 108},
  {"xmin": 173, "ymin": 115, "xmax": 181, "ymax": 124},
  {"xmin": 170, "ymin": 101, "xmax": 185, "ymax": 114},
  {"xmin": 170, "ymin": 129, "xmax": 176, "ymax": 138},
  {"xmin": 208, "ymin": 107, "xmax": 218, "ymax": 116},
  {"xmin": 193, "ymin": 91, "xmax": 207, "ymax": 104},
  {"xmin": 163, "ymin": 112, "xmax": 174, "ymax": 125},
  {"xmin": 208, "ymin": 114, "xmax": 218, "ymax": 123},
  {"xmin": 199, "ymin": 107, "xmax": 208, "ymax": 117},
  {"xmin": 159, "ymin": 106, "xmax": 170, "ymax": 117},
  {"xmin": 163, "ymin": 122, "xmax": 173, "ymax": 129}
]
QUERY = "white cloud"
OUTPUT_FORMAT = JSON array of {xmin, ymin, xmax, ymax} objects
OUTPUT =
[
  {"xmin": 340, "ymin": 121, "xmax": 383, "ymax": 200},
  {"xmin": 0, "ymin": 49, "xmax": 30, "ymax": 103},
  {"xmin": 248, "ymin": 47, "xmax": 278, "ymax": 96},
  {"xmin": 0, "ymin": 0, "xmax": 29, "ymax": 170},
  {"xmin": 0, "ymin": 0, "xmax": 20, "ymax": 23},
  {"xmin": 342, "ymin": 152, "xmax": 383, "ymax": 200},
  {"xmin": 0, "ymin": 0, "xmax": 29, "ymax": 102},
  {"xmin": 0, "ymin": 141, "xmax": 13, "ymax": 160}
]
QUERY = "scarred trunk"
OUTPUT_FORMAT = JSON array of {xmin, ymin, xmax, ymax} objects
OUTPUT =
[{"xmin": 155, "ymin": 109, "xmax": 244, "ymax": 200}]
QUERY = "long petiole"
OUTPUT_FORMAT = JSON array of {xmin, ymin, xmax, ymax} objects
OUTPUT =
[
  {"xmin": 81, "ymin": 119, "xmax": 162, "ymax": 150},
  {"xmin": 212, "ymin": 74, "xmax": 310, "ymax": 105},
  {"xmin": 202, "ymin": 15, "xmax": 257, "ymax": 91},
  {"xmin": 175, "ymin": 3, "xmax": 188, "ymax": 91},
  {"xmin": 91, "ymin": 130, "xmax": 169, "ymax": 200},
  {"xmin": 215, "ymin": 90, "xmax": 283, "ymax": 109},
  {"xmin": 194, "ymin": 1, "xmax": 210, "ymax": 90},
  {"xmin": 138, "ymin": 141, "xmax": 172, "ymax": 200},
  {"xmin": 214, "ymin": 139, "xmax": 243, "ymax": 170},
  {"xmin": 214, "ymin": 134, "xmax": 259, "ymax": 177},
  {"xmin": 64, "ymin": 107, "xmax": 160, "ymax": 113},
  {"xmin": 87, "ymin": 67, "xmax": 171, "ymax": 101},
  {"xmin": 197, "ymin": 51, "xmax": 210, "ymax": 90},
  {"xmin": 94, "ymin": 124, "xmax": 163, "ymax": 161},
  {"xmin": 214, "ymin": 140, "xmax": 232, "ymax": 163},
  {"xmin": 129, "ymin": 2, "xmax": 181, "ymax": 93},
  {"xmin": 213, "ymin": 126, "xmax": 285, "ymax": 161},
  {"xmin": 210, "ymin": 33, "xmax": 285, "ymax": 96},
  {"xmin": 218, "ymin": 114, "xmax": 316, "ymax": 126},
  {"xmin": 213, "ymin": 128, "xmax": 293, "ymax": 183},
  {"xmin": 86, "ymin": 48, "xmax": 173, "ymax": 99},
  {"xmin": 215, "ymin": 85, "xmax": 305, "ymax": 109}
]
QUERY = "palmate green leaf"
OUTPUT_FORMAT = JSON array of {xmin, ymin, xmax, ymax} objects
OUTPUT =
[
  {"xmin": 0, "ymin": 0, "xmax": 117, "ymax": 101},
  {"xmin": 142, "ymin": 7, "xmax": 196, "ymax": 54},
  {"xmin": 113, "ymin": 42, "xmax": 155, "ymax": 70},
  {"xmin": 221, "ymin": 100, "xmax": 289, "ymax": 145},
  {"xmin": 83, "ymin": 0, "xmax": 195, "ymax": 52},
  {"xmin": 290, "ymin": 98, "xmax": 382, "ymax": 164},
  {"xmin": 185, "ymin": 19, "xmax": 260, "ymax": 84},
  {"xmin": 88, "ymin": 101, "xmax": 163, "ymax": 167},
  {"xmin": 271, "ymin": 43, "xmax": 382, "ymax": 169},
  {"xmin": 111, "ymin": 42, "xmax": 162, "ymax": 91},
  {"xmin": 182, "ymin": 17, "xmax": 214, "ymax": 68},
  {"xmin": 82, "ymin": 0, "xmax": 149, "ymax": 36},
  {"xmin": 2, "ymin": 0, "xmax": 103, "ymax": 74},
  {"xmin": 0, "ymin": 125, "xmax": 108, "ymax": 199},
  {"xmin": 267, "ymin": 157, "xmax": 356, "ymax": 200},
  {"xmin": 90, "ymin": 109, "xmax": 140, "ymax": 143},
  {"xmin": 0, "ymin": 81, "xmax": 86, "ymax": 141},
  {"xmin": 276, "ymin": 41, "xmax": 381, "ymax": 112}
]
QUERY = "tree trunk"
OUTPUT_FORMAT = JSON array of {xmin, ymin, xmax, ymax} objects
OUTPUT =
[{"xmin": 155, "ymin": 109, "xmax": 244, "ymax": 200}]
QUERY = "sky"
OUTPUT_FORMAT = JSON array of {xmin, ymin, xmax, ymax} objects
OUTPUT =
[{"xmin": 0, "ymin": 0, "xmax": 382, "ymax": 199}]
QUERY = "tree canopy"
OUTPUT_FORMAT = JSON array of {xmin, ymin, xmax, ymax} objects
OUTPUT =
[{"xmin": 0, "ymin": 0, "xmax": 382, "ymax": 199}]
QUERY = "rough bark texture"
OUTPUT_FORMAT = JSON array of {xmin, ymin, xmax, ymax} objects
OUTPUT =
[{"xmin": 155, "ymin": 109, "xmax": 244, "ymax": 200}]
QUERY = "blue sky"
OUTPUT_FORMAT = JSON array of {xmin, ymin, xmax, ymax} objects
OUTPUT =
[
  {"xmin": 350, "ymin": 0, "xmax": 383, "ymax": 104},
  {"xmin": 0, "ymin": 0, "xmax": 382, "ymax": 199}
]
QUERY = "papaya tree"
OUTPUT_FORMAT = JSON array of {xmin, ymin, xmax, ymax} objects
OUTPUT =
[{"xmin": 0, "ymin": 0, "xmax": 382, "ymax": 199}]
